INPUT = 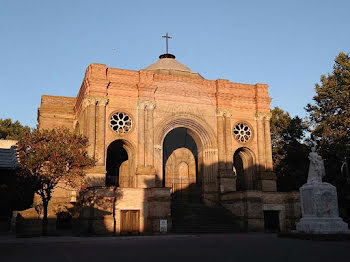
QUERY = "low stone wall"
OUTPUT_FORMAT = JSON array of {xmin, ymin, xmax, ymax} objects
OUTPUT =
[
  {"xmin": 79, "ymin": 187, "xmax": 171, "ymax": 235},
  {"xmin": 15, "ymin": 185, "xmax": 172, "ymax": 236},
  {"xmin": 221, "ymin": 190, "xmax": 301, "ymax": 232}
]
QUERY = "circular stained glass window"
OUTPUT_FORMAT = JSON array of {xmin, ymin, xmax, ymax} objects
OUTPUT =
[
  {"xmin": 233, "ymin": 122, "xmax": 252, "ymax": 143},
  {"xmin": 110, "ymin": 112, "xmax": 133, "ymax": 134}
]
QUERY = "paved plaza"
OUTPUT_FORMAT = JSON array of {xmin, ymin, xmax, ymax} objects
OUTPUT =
[{"xmin": 0, "ymin": 233, "xmax": 349, "ymax": 262}]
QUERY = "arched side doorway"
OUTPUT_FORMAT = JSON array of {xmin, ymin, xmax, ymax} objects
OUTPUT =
[
  {"xmin": 233, "ymin": 147, "xmax": 257, "ymax": 190},
  {"xmin": 163, "ymin": 128, "xmax": 200, "ymax": 201},
  {"xmin": 106, "ymin": 140, "xmax": 134, "ymax": 187}
]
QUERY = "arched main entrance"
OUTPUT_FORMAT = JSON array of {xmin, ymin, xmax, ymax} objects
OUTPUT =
[
  {"xmin": 155, "ymin": 115, "xmax": 218, "ymax": 191},
  {"xmin": 163, "ymin": 128, "xmax": 200, "ymax": 201},
  {"xmin": 106, "ymin": 140, "xmax": 134, "ymax": 187},
  {"xmin": 233, "ymin": 147, "xmax": 257, "ymax": 190}
]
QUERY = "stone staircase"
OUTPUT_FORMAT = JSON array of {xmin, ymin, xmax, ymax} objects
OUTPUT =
[{"xmin": 171, "ymin": 201, "xmax": 241, "ymax": 233}]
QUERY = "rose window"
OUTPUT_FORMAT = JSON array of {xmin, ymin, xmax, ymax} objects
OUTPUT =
[
  {"xmin": 233, "ymin": 122, "xmax": 252, "ymax": 143},
  {"xmin": 110, "ymin": 112, "xmax": 133, "ymax": 134}
]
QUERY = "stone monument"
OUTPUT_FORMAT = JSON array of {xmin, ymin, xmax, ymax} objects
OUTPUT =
[{"xmin": 296, "ymin": 147, "xmax": 349, "ymax": 234}]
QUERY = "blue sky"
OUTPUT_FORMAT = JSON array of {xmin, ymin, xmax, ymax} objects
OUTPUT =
[{"xmin": 1, "ymin": 0, "xmax": 349, "ymax": 128}]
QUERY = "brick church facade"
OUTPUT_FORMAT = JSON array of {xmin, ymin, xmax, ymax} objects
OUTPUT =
[{"xmin": 34, "ymin": 53, "xmax": 300, "ymax": 234}]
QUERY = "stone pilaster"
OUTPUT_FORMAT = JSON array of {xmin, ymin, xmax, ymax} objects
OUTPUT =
[
  {"xmin": 217, "ymin": 109, "xmax": 235, "ymax": 193},
  {"xmin": 145, "ymin": 101, "xmax": 156, "ymax": 167},
  {"xmin": 136, "ymin": 100, "xmax": 156, "ymax": 188},
  {"xmin": 82, "ymin": 97, "xmax": 97, "ymax": 157},
  {"xmin": 224, "ymin": 111, "xmax": 233, "ymax": 171},
  {"xmin": 137, "ymin": 101, "xmax": 146, "ymax": 167},
  {"xmin": 81, "ymin": 96, "xmax": 109, "ymax": 187},
  {"xmin": 255, "ymin": 112, "xmax": 266, "ymax": 171},
  {"xmin": 95, "ymin": 97, "xmax": 108, "ymax": 165},
  {"xmin": 264, "ymin": 113, "xmax": 273, "ymax": 171},
  {"xmin": 216, "ymin": 110, "xmax": 226, "ymax": 171},
  {"xmin": 256, "ymin": 111, "xmax": 276, "ymax": 192}
]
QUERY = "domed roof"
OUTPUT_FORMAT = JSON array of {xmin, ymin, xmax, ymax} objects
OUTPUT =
[{"xmin": 145, "ymin": 54, "xmax": 203, "ymax": 79}]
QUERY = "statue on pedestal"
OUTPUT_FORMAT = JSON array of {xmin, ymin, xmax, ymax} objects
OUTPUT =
[
  {"xmin": 296, "ymin": 147, "xmax": 349, "ymax": 234},
  {"xmin": 307, "ymin": 147, "xmax": 326, "ymax": 184},
  {"xmin": 341, "ymin": 156, "xmax": 350, "ymax": 184}
]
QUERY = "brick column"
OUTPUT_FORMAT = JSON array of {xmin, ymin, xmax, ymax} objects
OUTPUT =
[
  {"xmin": 216, "ymin": 110, "xmax": 226, "ymax": 171},
  {"xmin": 145, "ymin": 101, "xmax": 156, "ymax": 167},
  {"xmin": 82, "ymin": 97, "xmax": 97, "ymax": 158},
  {"xmin": 256, "ymin": 112, "xmax": 276, "ymax": 191},
  {"xmin": 255, "ymin": 112, "xmax": 266, "ymax": 171},
  {"xmin": 95, "ymin": 97, "xmax": 108, "ymax": 165},
  {"xmin": 217, "ymin": 109, "xmax": 235, "ymax": 193},
  {"xmin": 264, "ymin": 113, "xmax": 273, "ymax": 171},
  {"xmin": 136, "ymin": 100, "xmax": 156, "ymax": 188},
  {"xmin": 224, "ymin": 111, "xmax": 233, "ymax": 171},
  {"xmin": 137, "ymin": 101, "xmax": 146, "ymax": 167}
]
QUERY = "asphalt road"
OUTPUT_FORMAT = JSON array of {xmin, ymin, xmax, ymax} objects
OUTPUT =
[{"xmin": 0, "ymin": 233, "xmax": 349, "ymax": 262}]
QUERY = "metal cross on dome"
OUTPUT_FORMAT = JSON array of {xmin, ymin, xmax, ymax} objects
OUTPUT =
[{"xmin": 162, "ymin": 32, "xmax": 172, "ymax": 54}]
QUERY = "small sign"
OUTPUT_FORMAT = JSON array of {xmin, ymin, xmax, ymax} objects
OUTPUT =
[{"xmin": 160, "ymin": 219, "xmax": 167, "ymax": 232}]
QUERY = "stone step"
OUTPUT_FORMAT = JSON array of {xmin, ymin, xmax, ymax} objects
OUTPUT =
[{"xmin": 171, "ymin": 201, "xmax": 240, "ymax": 233}]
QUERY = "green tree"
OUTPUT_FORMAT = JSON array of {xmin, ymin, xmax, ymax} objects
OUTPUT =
[
  {"xmin": 0, "ymin": 118, "xmax": 30, "ymax": 140},
  {"xmin": 17, "ymin": 128, "xmax": 95, "ymax": 235},
  {"xmin": 306, "ymin": 52, "xmax": 350, "ymax": 168},
  {"xmin": 306, "ymin": 52, "xmax": 350, "ymax": 219},
  {"xmin": 270, "ymin": 107, "xmax": 309, "ymax": 191},
  {"xmin": 270, "ymin": 107, "xmax": 292, "ymax": 169}
]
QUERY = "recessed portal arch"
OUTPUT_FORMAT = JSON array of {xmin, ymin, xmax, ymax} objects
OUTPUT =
[
  {"xmin": 163, "ymin": 127, "xmax": 200, "ymax": 201},
  {"xmin": 106, "ymin": 139, "xmax": 135, "ymax": 187},
  {"xmin": 233, "ymin": 147, "xmax": 257, "ymax": 190},
  {"xmin": 155, "ymin": 115, "xmax": 216, "ymax": 149},
  {"xmin": 154, "ymin": 115, "xmax": 218, "ymax": 190}
]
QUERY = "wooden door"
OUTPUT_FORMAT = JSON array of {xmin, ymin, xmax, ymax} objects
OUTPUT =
[{"xmin": 121, "ymin": 210, "xmax": 140, "ymax": 234}]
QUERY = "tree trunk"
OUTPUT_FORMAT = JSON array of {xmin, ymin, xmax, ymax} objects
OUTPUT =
[{"xmin": 42, "ymin": 200, "xmax": 48, "ymax": 236}]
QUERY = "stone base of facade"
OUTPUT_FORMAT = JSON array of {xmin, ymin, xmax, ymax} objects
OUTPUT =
[
  {"xmin": 260, "ymin": 171, "xmax": 277, "ymax": 192},
  {"xmin": 296, "ymin": 217, "xmax": 349, "ymax": 234},
  {"xmin": 221, "ymin": 190, "xmax": 301, "ymax": 232},
  {"xmin": 14, "ymin": 185, "xmax": 301, "ymax": 235},
  {"xmin": 15, "ymin": 186, "xmax": 171, "ymax": 236},
  {"xmin": 79, "ymin": 187, "xmax": 171, "ymax": 235}
]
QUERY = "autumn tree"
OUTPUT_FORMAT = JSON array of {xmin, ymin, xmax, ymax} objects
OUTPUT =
[
  {"xmin": 17, "ymin": 128, "xmax": 95, "ymax": 235},
  {"xmin": 0, "ymin": 118, "xmax": 30, "ymax": 140},
  {"xmin": 270, "ymin": 107, "xmax": 310, "ymax": 191}
]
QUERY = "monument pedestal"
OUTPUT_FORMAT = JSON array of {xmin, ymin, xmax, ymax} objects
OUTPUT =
[{"xmin": 296, "ymin": 182, "xmax": 349, "ymax": 234}]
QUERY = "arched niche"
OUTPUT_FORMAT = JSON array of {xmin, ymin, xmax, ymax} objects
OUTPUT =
[
  {"xmin": 163, "ymin": 128, "xmax": 200, "ymax": 202},
  {"xmin": 106, "ymin": 139, "xmax": 135, "ymax": 187},
  {"xmin": 233, "ymin": 147, "xmax": 257, "ymax": 190},
  {"xmin": 165, "ymin": 147, "xmax": 197, "ymax": 189}
]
